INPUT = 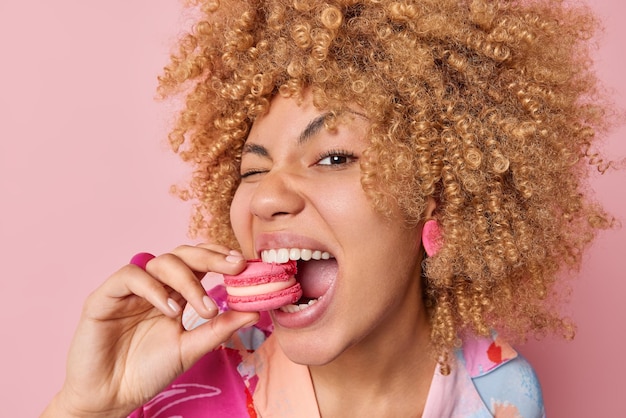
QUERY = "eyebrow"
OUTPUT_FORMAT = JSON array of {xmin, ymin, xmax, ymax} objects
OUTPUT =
[
  {"xmin": 298, "ymin": 113, "xmax": 329, "ymax": 145},
  {"xmin": 241, "ymin": 113, "xmax": 329, "ymax": 158},
  {"xmin": 241, "ymin": 142, "xmax": 269, "ymax": 157},
  {"xmin": 241, "ymin": 110, "xmax": 369, "ymax": 157}
]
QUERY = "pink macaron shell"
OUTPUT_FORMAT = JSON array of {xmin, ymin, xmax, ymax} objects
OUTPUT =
[
  {"xmin": 223, "ymin": 259, "xmax": 297, "ymax": 287},
  {"xmin": 227, "ymin": 282, "xmax": 303, "ymax": 312}
]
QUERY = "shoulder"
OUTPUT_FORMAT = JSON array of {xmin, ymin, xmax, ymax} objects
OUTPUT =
[
  {"xmin": 472, "ymin": 354, "xmax": 545, "ymax": 418},
  {"xmin": 458, "ymin": 335, "xmax": 545, "ymax": 418}
]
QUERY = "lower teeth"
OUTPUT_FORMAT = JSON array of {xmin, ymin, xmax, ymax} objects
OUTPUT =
[{"xmin": 279, "ymin": 298, "xmax": 319, "ymax": 313}]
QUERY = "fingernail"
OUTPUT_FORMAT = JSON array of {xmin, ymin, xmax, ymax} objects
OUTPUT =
[
  {"xmin": 229, "ymin": 250, "xmax": 243, "ymax": 257},
  {"xmin": 203, "ymin": 295, "xmax": 218, "ymax": 312},
  {"xmin": 225, "ymin": 254, "xmax": 244, "ymax": 263},
  {"xmin": 167, "ymin": 298, "xmax": 181, "ymax": 314}
]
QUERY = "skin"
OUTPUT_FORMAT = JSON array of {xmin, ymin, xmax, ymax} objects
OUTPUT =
[
  {"xmin": 43, "ymin": 93, "xmax": 436, "ymax": 418},
  {"xmin": 231, "ymin": 93, "xmax": 437, "ymax": 416},
  {"xmin": 41, "ymin": 244, "xmax": 258, "ymax": 418}
]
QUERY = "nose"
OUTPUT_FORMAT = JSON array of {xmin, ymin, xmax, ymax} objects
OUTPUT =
[{"xmin": 249, "ymin": 171, "xmax": 305, "ymax": 221}]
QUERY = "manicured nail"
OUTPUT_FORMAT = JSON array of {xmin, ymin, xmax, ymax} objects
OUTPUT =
[
  {"xmin": 167, "ymin": 298, "xmax": 181, "ymax": 314},
  {"xmin": 226, "ymin": 253, "xmax": 244, "ymax": 263},
  {"xmin": 203, "ymin": 295, "xmax": 218, "ymax": 312}
]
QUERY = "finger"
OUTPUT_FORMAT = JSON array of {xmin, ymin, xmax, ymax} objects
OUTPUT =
[
  {"xmin": 194, "ymin": 242, "xmax": 236, "ymax": 256},
  {"xmin": 87, "ymin": 265, "xmax": 182, "ymax": 319},
  {"xmin": 179, "ymin": 310, "xmax": 260, "ymax": 369},
  {"xmin": 142, "ymin": 253, "xmax": 220, "ymax": 319},
  {"xmin": 169, "ymin": 244, "xmax": 246, "ymax": 276}
]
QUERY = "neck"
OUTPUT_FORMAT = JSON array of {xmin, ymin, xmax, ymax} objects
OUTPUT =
[{"xmin": 308, "ymin": 282, "xmax": 435, "ymax": 417}]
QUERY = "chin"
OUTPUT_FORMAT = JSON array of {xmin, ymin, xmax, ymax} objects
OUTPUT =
[{"xmin": 272, "ymin": 326, "xmax": 348, "ymax": 367}]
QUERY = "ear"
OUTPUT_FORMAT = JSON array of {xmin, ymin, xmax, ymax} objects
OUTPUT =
[{"xmin": 423, "ymin": 197, "xmax": 437, "ymax": 219}]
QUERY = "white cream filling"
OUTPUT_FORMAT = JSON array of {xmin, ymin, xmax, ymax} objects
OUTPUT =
[
  {"xmin": 261, "ymin": 248, "xmax": 332, "ymax": 263},
  {"xmin": 227, "ymin": 277, "xmax": 297, "ymax": 297}
]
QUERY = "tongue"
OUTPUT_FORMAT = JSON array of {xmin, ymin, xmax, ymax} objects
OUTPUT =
[{"xmin": 296, "ymin": 258, "xmax": 337, "ymax": 298}]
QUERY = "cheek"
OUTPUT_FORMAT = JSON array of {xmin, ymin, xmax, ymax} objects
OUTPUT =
[
  {"xmin": 229, "ymin": 187, "xmax": 252, "ymax": 249},
  {"xmin": 317, "ymin": 181, "xmax": 371, "ymax": 227},
  {"xmin": 331, "ymin": 193, "xmax": 392, "ymax": 249},
  {"xmin": 327, "ymin": 183, "xmax": 421, "ymax": 261}
]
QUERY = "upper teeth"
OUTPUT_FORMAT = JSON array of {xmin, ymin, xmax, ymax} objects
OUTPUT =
[{"xmin": 261, "ymin": 248, "xmax": 332, "ymax": 263}]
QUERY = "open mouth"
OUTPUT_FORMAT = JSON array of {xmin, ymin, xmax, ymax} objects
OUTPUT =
[{"xmin": 261, "ymin": 248, "xmax": 337, "ymax": 313}]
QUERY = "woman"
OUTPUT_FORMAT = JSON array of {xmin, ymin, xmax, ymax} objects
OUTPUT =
[{"xmin": 42, "ymin": 0, "xmax": 613, "ymax": 416}]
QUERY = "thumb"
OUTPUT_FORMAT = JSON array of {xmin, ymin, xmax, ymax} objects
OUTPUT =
[{"xmin": 179, "ymin": 310, "xmax": 260, "ymax": 369}]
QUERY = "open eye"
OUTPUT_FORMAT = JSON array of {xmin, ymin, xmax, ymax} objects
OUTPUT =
[{"xmin": 316, "ymin": 150, "xmax": 357, "ymax": 167}]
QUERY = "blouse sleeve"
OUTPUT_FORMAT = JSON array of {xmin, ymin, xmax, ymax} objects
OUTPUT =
[{"xmin": 472, "ymin": 354, "xmax": 545, "ymax": 418}]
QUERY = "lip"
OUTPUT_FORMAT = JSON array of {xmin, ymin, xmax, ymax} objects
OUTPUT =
[
  {"xmin": 255, "ymin": 232, "xmax": 333, "ymax": 256},
  {"xmin": 255, "ymin": 232, "xmax": 338, "ymax": 329},
  {"xmin": 270, "ymin": 272, "xmax": 337, "ymax": 329}
]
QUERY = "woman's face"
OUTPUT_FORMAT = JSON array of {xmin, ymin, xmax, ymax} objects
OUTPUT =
[{"xmin": 230, "ymin": 93, "xmax": 429, "ymax": 365}]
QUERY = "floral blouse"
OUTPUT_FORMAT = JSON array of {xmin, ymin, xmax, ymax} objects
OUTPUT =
[{"xmin": 129, "ymin": 286, "xmax": 545, "ymax": 417}]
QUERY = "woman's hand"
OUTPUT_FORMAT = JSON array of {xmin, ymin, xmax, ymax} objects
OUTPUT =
[{"xmin": 41, "ymin": 244, "xmax": 259, "ymax": 418}]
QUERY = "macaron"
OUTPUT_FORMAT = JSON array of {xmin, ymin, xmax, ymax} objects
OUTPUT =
[{"xmin": 223, "ymin": 259, "xmax": 302, "ymax": 311}]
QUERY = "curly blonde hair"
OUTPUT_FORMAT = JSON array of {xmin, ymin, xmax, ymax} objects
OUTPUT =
[{"xmin": 159, "ymin": 0, "xmax": 613, "ymax": 367}]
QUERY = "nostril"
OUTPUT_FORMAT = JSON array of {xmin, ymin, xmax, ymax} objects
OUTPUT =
[{"xmin": 249, "ymin": 173, "xmax": 305, "ymax": 220}]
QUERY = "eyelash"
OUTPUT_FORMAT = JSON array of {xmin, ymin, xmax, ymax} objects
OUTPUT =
[
  {"xmin": 239, "ymin": 149, "xmax": 358, "ymax": 178},
  {"xmin": 315, "ymin": 149, "xmax": 358, "ymax": 167},
  {"xmin": 240, "ymin": 168, "xmax": 266, "ymax": 179}
]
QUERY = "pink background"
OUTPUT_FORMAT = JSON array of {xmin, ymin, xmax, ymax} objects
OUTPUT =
[{"xmin": 0, "ymin": 1, "xmax": 624, "ymax": 416}]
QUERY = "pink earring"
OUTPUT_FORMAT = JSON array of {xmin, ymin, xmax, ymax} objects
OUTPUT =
[{"xmin": 422, "ymin": 219, "xmax": 443, "ymax": 257}]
